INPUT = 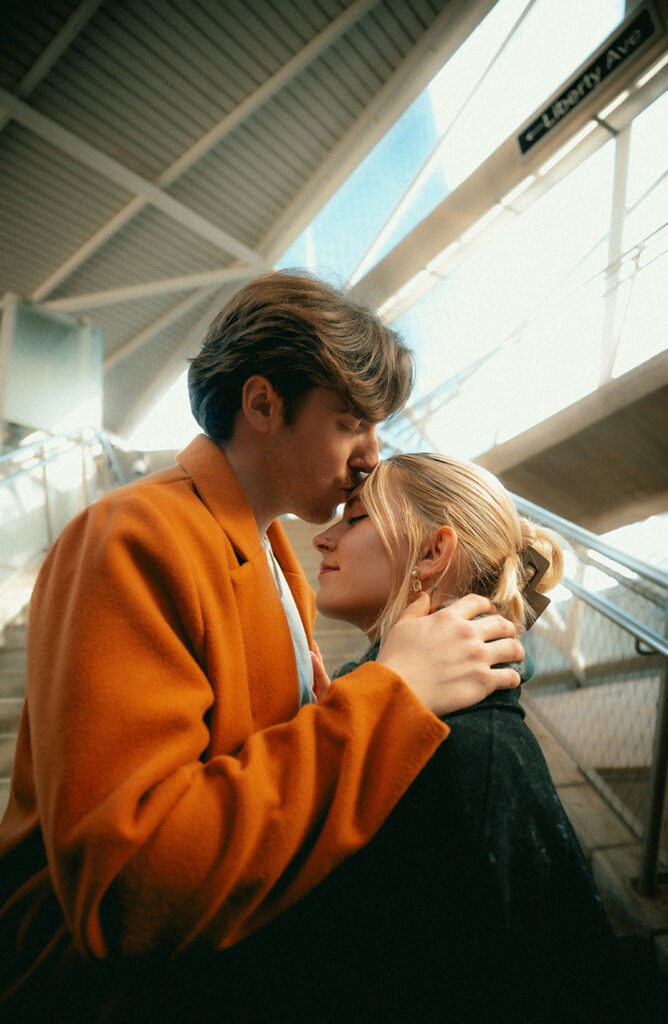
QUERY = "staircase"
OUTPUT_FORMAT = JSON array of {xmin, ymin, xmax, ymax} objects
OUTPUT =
[{"xmin": 0, "ymin": 608, "xmax": 27, "ymax": 818}]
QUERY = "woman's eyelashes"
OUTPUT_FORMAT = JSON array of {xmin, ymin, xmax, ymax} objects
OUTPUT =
[{"xmin": 346, "ymin": 513, "xmax": 368, "ymax": 526}]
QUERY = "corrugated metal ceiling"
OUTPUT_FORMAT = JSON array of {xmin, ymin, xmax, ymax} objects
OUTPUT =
[{"xmin": 1, "ymin": 0, "xmax": 496, "ymax": 437}]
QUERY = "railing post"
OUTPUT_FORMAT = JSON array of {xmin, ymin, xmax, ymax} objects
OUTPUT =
[
  {"xmin": 41, "ymin": 449, "xmax": 54, "ymax": 547},
  {"xmin": 80, "ymin": 441, "xmax": 89, "ymax": 510},
  {"xmin": 636, "ymin": 602, "xmax": 668, "ymax": 897}
]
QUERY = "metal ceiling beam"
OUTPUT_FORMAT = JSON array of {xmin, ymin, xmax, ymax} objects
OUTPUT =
[
  {"xmin": 347, "ymin": 0, "xmax": 539, "ymax": 286},
  {"xmin": 0, "ymin": 0, "xmax": 105, "ymax": 134},
  {"xmin": 104, "ymin": 287, "xmax": 217, "ymax": 371},
  {"xmin": 115, "ymin": 286, "xmax": 235, "ymax": 438},
  {"xmin": 476, "ymin": 348, "xmax": 668, "ymax": 478},
  {"xmin": 29, "ymin": 0, "xmax": 379, "ymax": 302},
  {"xmin": 351, "ymin": 1, "xmax": 668, "ymax": 317},
  {"xmin": 31, "ymin": 196, "xmax": 152, "ymax": 303},
  {"xmin": 0, "ymin": 87, "xmax": 265, "ymax": 267},
  {"xmin": 599, "ymin": 123, "xmax": 632, "ymax": 384},
  {"xmin": 260, "ymin": 0, "xmax": 500, "ymax": 265},
  {"xmin": 160, "ymin": 0, "xmax": 380, "ymax": 187},
  {"xmin": 105, "ymin": 0, "xmax": 497, "ymax": 428},
  {"xmin": 43, "ymin": 264, "xmax": 257, "ymax": 313}
]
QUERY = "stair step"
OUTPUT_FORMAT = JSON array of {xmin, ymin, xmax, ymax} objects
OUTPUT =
[
  {"xmin": 314, "ymin": 634, "xmax": 370, "ymax": 675},
  {"xmin": 0, "ymin": 698, "xmax": 24, "ymax": 732},
  {"xmin": 0, "ymin": 673, "xmax": 26, "ymax": 700},
  {"xmin": 2, "ymin": 622, "xmax": 28, "ymax": 648},
  {"xmin": 0, "ymin": 734, "xmax": 17, "ymax": 778},
  {"xmin": 0, "ymin": 648, "xmax": 27, "ymax": 700},
  {"xmin": 0, "ymin": 781, "xmax": 9, "ymax": 820},
  {"xmin": 0, "ymin": 648, "xmax": 26, "ymax": 671}
]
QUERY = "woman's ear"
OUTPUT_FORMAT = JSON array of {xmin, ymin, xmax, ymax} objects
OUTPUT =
[
  {"xmin": 241, "ymin": 375, "xmax": 283, "ymax": 434},
  {"xmin": 416, "ymin": 526, "xmax": 457, "ymax": 586}
]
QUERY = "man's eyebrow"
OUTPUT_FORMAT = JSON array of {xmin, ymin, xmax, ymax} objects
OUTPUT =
[{"xmin": 333, "ymin": 399, "xmax": 375, "ymax": 423}]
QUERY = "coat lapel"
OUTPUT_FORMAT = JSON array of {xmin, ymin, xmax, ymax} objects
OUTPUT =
[{"xmin": 177, "ymin": 435, "xmax": 315, "ymax": 724}]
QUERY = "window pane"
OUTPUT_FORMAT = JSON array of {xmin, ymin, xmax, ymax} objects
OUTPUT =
[
  {"xmin": 614, "ymin": 90, "xmax": 668, "ymax": 376},
  {"xmin": 280, "ymin": 0, "xmax": 625, "ymax": 284},
  {"xmin": 278, "ymin": 90, "xmax": 439, "ymax": 282},
  {"xmin": 385, "ymin": 140, "xmax": 618, "ymax": 457}
]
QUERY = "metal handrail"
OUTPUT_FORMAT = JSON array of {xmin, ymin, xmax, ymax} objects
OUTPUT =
[
  {"xmin": 0, "ymin": 431, "xmax": 91, "ymax": 467},
  {"xmin": 516, "ymin": 492, "xmax": 667, "ymax": 897},
  {"xmin": 513, "ymin": 492, "xmax": 668, "ymax": 592},
  {"xmin": 0, "ymin": 431, "xmax": 124, "ymax": 557},
  {"xmin": 579, "ymin": 550, "xmax": 666, "ymax": 608},
  {"xmin": 0, "ymin": 435, "xmax": 93, "ymax": 489},
  {"xmin": 561, "ymin": 576, "xmax": 668, "ymax": 659}
]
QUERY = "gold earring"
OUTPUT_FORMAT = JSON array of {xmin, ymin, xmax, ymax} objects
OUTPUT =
[{"xmin": 411, "ymin": 567, "xmax": 422, "ymax": 592}]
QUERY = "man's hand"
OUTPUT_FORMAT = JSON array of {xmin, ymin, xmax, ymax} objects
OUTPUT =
[
  {"xmin": 310, "ymin": 642, "xmax": 332, "ymax": 701},
  {"xmin": 376, "ymin": 593, "xmax": 523, "ymax": 718}
]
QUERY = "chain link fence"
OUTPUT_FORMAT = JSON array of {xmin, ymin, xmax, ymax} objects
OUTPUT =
[{"xmin": 517, "ymin": 503, "xmax": 668, "ymax": 893}]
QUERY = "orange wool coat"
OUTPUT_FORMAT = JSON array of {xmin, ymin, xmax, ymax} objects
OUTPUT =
[{"xmin": 0, "ymin": 434, "xmax": 447, "ymax": 1000}]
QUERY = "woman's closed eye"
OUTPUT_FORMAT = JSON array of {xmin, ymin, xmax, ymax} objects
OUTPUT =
[{"xmin": 347, "ymin": 514, "xmax": 368, "ymax": 525}]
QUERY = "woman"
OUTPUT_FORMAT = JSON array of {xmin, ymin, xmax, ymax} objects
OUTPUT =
[
  {"xmin": 308, "ymin": 453, "xmax": 633, "ymax": 1024},
  {"xmin": 313, "ymin": 451, "xmax": 562, "ymax": 648}
]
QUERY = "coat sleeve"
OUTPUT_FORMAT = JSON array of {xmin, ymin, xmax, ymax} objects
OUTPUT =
[{"xmin": 27, "ymin": 489, "xmax": 448, "ymax": 960}]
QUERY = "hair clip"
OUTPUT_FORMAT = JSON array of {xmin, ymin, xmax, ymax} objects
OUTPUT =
[{"xmin": 522, "ymin": 545, "xmax": 550, "ymax": 627}]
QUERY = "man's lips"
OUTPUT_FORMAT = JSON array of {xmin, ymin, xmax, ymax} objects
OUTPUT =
[{"xmin": 343, "ymin": 473, "xmax": 366, "ymax": 495}]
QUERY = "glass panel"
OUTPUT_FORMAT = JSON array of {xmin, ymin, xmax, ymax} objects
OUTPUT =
[
  {"xmin": 614, "ymin": 90, "xmax": 668, "ymax": 376},
  {"xmin": 613, "ymin": 242, "xmax": 668, "ymax": 377},
  {"xmin": 281, "ymin": 0, "xmax": 625, "ymax": 285},
  {"xmin": 127, "ymin": 370, "xmax": 198, "ymax": 451},
  {"xmin": 624, "ymin": 89, "xmax": 668, "ymax": 210},
  {"xmin": 383, "ymin": 139, "xmax": 617, "ymax": 458},
  {"xmin": 430, "ymin": 0, "xmax": 624, "ymax": 192},
  {"xmin": 278, "ymin": 90, "xmax": 439, "ymax": 283}
]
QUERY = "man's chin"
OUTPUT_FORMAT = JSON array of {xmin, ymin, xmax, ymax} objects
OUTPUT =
[{"xmin": 299, "ymin": 504, "xmax": 342, "ymax": 526}]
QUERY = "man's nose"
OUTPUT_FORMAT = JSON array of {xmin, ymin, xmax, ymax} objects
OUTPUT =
[{"xmin": 349, "ymin": 426, "xmax": 379, "ymax": 472}]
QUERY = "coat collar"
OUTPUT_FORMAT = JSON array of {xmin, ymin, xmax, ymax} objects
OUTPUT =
[
  {"xmin": 175, "ymin": 434, "xmax": 310, "ymax": 583},
  {"xmin": 177, "ymin": 433, "xmax": 263, "ymax": 564},
  {"xmin": 176, "ymin": 433, "xmax": 315, "ymax": 646}
]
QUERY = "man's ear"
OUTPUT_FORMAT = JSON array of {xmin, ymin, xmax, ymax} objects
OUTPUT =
[
  {"xmin": 241, "ymin": 376, "xmax": 283, "ymax": 434},
  {"xmin": 416, "ymin": 526, "xmax": 457, "ymax": 585}
]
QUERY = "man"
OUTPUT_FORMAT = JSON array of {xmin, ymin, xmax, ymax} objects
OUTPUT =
[{"xmin": 0, "ymin": 271, "xmax": 523, "ymax": 1021}]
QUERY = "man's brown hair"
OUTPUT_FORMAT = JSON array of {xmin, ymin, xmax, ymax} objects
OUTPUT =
[{"xmin": 188, "ymin": 270, "xmax": 414, "ymax": 441}]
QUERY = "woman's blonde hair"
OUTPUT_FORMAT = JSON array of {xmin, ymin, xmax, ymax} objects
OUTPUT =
[{"xmin": 360, "ymin": 453, "xmax": 563, "ymax": 639}]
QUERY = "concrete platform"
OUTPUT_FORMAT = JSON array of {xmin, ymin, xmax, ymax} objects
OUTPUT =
[{"xmin": 523, "ymin": 700, "xmax": 668, "ymax": 981}]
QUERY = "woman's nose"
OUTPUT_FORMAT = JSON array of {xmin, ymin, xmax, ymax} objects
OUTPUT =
[
  {"xmin": 311, "ymin": 528, "xmax": 336, "ymax": 552},
  {"xmin": 313, "ymin": 530, "xmax": 334, "ymax": 551}
]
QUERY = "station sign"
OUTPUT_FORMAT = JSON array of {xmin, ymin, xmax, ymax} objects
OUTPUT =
[{"xmin": 518, "ymin": 5, "xmax": 661, "ymax": 154}]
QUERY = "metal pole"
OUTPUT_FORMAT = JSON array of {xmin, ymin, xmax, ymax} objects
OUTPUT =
[
  {"xmin": 80, "ymin": 441, "xmax": 89, "ymax": 510},
  {"xmin": 636, "ymin": 600, "xmax": 668, "ymax": 897},
  {"xmin": 41, "ymin": 457, "xmax": 54, "ymax": 547}
]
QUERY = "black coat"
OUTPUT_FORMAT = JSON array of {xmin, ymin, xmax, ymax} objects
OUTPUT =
[
  {"xmin": 204, "ymin": 658, "xmax": 630, "ymax": 1023},
  {"xmin": 97, "ymin": 673, "xmax": 646, "ymax": 1024},
  {"xmin": 314, "ymin": 650, "xmax": 634, "ymax": 1022}
]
